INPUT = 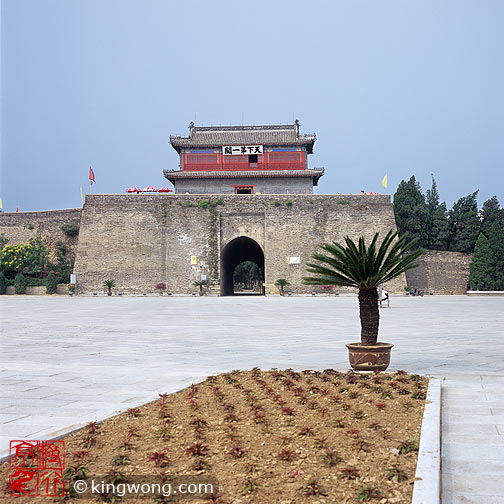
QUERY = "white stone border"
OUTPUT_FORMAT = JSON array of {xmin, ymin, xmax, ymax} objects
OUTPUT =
[{"xmin": 411, "ymin": 377, "xmax": 441, "ymax": 504}]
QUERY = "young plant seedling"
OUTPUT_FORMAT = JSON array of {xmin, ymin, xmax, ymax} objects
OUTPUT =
[
  {"xmin": 110, "ymin": 454, "xmax": 130, "ymax": 466},
  {"xmin": 322, "ymin": 449, "xmax": 341, "ymax": 467},
  {"xmin": 156, "ymin": 428, "xmax": 172, "ymax": 440},
  {"xmin": 302, "ymin": 478, "xmax": 328, "ymax": 496},
  {"xmin": 278, "ymin": 449, "xmax": 296, "ymax": 461},
  {"xmin": 229, "ymin": 446, "xmax": 247, "ymax": 459},
  {"xmin": 106, "ymin": 469, "xmax": 126, "ymax": 485},
  {"xmin": 340, "ymin": 465, "xmax": 360, "ymax": 479},
  {"xmin": 314, "ymin": 437, "xmax": 328, "ymax": 449},
  {"xmin": 148, "ymin": 450, "xmax": 170, "ymax": 467},
  {"xmin": 126, "ymin": 407, "xmax": 141, "ymax": 417},
  {"xmin": 186, "ymin": 442, "xmax": 210, "ymax": 457},
  {"xmin": 357, "ymin": 486, "xmax": 382, "ymax": 501},
  {"xmin": 386, "ymin": 465, "xmax": 408, "ymax": 482},
  {"xmin": 298, "ymin": 426, "xmax": 315, "ymax": 436},
  {"xmin": 397, "ymin": 437, "xmax": 419, "ymax": 454},
  {"xmin": 241, "ymin": 478, "xmax": 259, "ymax": 495},
  {"xmin": 192, "ymin": 458, "xmax": 211, "ymax": 471}
]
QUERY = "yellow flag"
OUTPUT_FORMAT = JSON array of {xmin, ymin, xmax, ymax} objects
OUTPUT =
[
  {"xmin": 0, "ymin": 197, "xmax": 2, "ymax": 209},
  {"xmin": 381, "ymin": 174, "xmax": 388, "ymax": 188},
  {"xmin": 80, "ymin": 186, "xmax": 83, "ymax": 201}
]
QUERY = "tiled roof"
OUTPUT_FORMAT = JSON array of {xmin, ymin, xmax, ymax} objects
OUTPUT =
[
  {"xmin": 170, "ymin": 121, "xmax": 316, "ymax": 153},
  {"xmin": 163, "ymin": 169, "xmax": 324, "ymax": 186}
]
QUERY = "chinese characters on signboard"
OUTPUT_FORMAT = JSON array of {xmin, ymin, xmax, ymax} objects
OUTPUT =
[
  {"xmin": 222, "ymin": 145, "xmax": 263, "ymax": 155},
  {"xmin": 9, "ymin": 440, "xmax": 65, "ymax": 497}
]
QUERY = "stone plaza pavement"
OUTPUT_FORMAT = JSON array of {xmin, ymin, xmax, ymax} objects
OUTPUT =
[{"xmin": 1, "ymin": 295, "xmax": 503, "ymax": 503}]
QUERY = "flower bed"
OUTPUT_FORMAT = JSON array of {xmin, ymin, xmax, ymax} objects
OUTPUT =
[{"xmin": 1, "ymin": 369, "xmax": 427, "ymax": 503}]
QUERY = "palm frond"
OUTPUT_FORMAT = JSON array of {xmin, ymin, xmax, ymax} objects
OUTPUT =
[{"xmin": 304, "ymin": 231, "xmax": 423, "ymax": 288}]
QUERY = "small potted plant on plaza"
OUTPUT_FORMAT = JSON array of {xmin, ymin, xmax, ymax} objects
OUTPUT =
[
  {"xmin": 303, "ymin": 230, "xmax": 422, "ymax": 371},
  {"xmin": 155, "ymin": 282, "xmax": 167, "ymax": 295},
  {"xmin": 193, "ymin": 279, "xmax": 208, "ymax": 296},
  {"xmin": 274, "ymin": 278, "xmax": 290, "ymax": 296},
  {"xmin": 103, "ymin": 279, "xmax": 116, "ymax": 296}
]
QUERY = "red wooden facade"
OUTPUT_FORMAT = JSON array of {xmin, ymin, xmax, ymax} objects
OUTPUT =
[{"xmin": 181, "ymin": 149, "xmax": 307, "ymax": 172}]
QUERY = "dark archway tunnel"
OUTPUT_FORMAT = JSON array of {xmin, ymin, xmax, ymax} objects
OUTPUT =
[{"xmin": 220, "ymin": 237, "xmax": 265, "ymax": 296}]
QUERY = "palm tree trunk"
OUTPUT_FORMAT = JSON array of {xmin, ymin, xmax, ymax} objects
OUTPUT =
[{"xmin": 358, "ymin": 287, "xmax": 380, "ymax": 345}]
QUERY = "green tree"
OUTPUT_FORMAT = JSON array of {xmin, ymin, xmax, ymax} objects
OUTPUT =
[
  {"xmin": 468, "ymin": 234, "xmax": 494, "ymax": 290},
  {"xmin": 480, "ymin": 196, "xmax": 501, "ymax": 238},
  {"xmin": 14, "ymin": 273, "xmax": 28, "ymax": 294},
  {"xmin": 448, "ymin": 191, "xmax": 480, "ymax": 253},
  {"xmin": 304, "ymin": 231, "xmax": 423, "ymax": 345},
  {"xmin": 393, "ymin": 176, "xmax": 429, "ymax": 248},
  {"xmin": 234, "ymin": 261, "xmax": 261, "ymax": 289},
  {"xmin": 49, "ymin": 241, "xmax": 75, "ymax": 284},
  {"xmin": 45, "ymin": 272, "xmax": 58, "ymax": 294},
  {"xmin": 425, "ymin": 176, "xmax": 449, "ymax": 250},
  {"xmin": 24, "ymin": 237, "xmax": 49, "ymax": 276},
  {"xmin": 0, "ymin": 271, "xmax": 7, "ymax": 294},
  {"xmin": 487, "ymin": 220, "xmax": 504, "ymax": 290},
  {"xmin": 193, "ymin": 279, "xmax": 208, "ymax": 295},
  {"xmin": 103, "ymin": 279, "xmax": 115, "ymax": 296},
  {"xmin": 274, "ymin": 278, "xmax": 290, "ymax": 294}
]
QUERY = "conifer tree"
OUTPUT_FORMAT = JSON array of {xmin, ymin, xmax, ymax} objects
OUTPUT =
[
  {"xmin": 468, "ymin": 234, "xmax": 494, "ymax": 290},
  {"xmin": 480, "ymin": 196, "xmax": 501, "ymax": 238},
  {"xmin": 14, "ymin": 273, "xmax": 28, "ymax": 294},
  {"xmin": 425, "ymin": 176, "xmax": 449, "ymax": 250},
  {"xmin": 45, "ymin": 272, "xmax": 58, "ymax": 295},
  {"xmin": 448, "ymin": 191, "xmax": 480, "ymax": 253},
  {"xmin": 393, "ymin": 175, "xmax": 429, "ymax": 248},
  {"xmin": 488, "ymin": 220, "xmax": 504, "ymax": 290},
  {"xmin": 0, "ymin": 271, "xmax": 7, "ymax": 294}
]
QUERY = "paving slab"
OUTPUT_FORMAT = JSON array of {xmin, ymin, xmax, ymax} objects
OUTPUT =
[{"xmin": 1, "ymin": 294, "xmax": 504, "ymax": 503}]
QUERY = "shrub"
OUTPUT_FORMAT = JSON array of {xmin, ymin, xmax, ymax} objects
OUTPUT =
[
  {"xmin": 45, "ymin": 273, "xmax": 58, "ymax": 294},
  {"xmin": 61, "ymin": 223, "xmax": 80, "ymax": 237},
  {"xmin": 14, "ymin": 273, "xmax": 28, "ymax": 294},
  {"xmin": 286, "ymin": 200, "xmax": 293, "ymax": 207},
  {"xmin": 26, "ymin": 277, "xmax": 44, "ymax": 287},
  {"xmin": 0, "ymin": 272, "xmax": 7, "ymax": 294},
  {"xmin": 273, "ymin": 201, "xmax": 281, "ymax": 207},
  {"xmin": 0, "ymin": 233, "xmax": 8, "ymax": 248},
  {"xmin": 50, "ymin": 241, "xmax": 74, "ymax": 284}
]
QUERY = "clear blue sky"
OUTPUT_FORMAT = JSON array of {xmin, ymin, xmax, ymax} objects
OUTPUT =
[{"xmin": 1, "ymin": 0, "xmax": 503, "ymax": 212}]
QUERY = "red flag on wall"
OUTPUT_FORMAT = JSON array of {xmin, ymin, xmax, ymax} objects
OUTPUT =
[{"xmin": 89, "ymin": 167, "xmax": 96, "ymax": 183}]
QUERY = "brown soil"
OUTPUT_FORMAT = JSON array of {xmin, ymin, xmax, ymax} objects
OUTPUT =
[{"xmin": 1, "ymin": 368, "xmax": 428, "ymax": 504}]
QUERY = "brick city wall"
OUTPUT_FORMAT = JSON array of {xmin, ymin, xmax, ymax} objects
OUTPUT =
[
  {"xmin": 0, "ymin": 209, "xmax": 82, "ymax": 260},
  {"xmin": 405, "ymin": 250, "xmax": 472, "ymax": 294},
  {"xmin": 73, "ymin": 194, "xmax": 407, "ymax": 294}
]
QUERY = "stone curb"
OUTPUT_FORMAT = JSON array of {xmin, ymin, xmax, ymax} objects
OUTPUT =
[{"xmin": 411, "ymin": 377, "xmax": 441, "ymax": 504}]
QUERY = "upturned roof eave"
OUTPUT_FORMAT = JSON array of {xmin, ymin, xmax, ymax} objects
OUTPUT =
[
  {"xmin": 169, "ymin": 137, "xmax": 316, "ymax": 154},
  {"xmin": 163, "ymin": 168, "xmax": 324, "ymax": 185}
]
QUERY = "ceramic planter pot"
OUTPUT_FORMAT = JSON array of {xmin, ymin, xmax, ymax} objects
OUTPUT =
[{"xmin": 345, "ymin": 342, "xmax": 394, "ymax": 371}]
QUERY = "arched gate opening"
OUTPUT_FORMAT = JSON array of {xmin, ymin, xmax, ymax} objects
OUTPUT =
[{"xmin": 220, "ymin": 237, "xmax": 265, "ymax": 296}]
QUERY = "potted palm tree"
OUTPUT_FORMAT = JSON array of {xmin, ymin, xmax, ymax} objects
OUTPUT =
[
  {"xmin": 274, "ymin": 278, "xmax": 290, "ymax": 296},
  {"xmin": 103, "ymin": 279, "xmax": 115, "ymax": 296},
  {"xmin": 303, "ymin": 230, "xmax": 422, "ymax": 371},
  {"xmin": 193, "ymin": 279, "xmax": 208, "ymax": 296}
]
